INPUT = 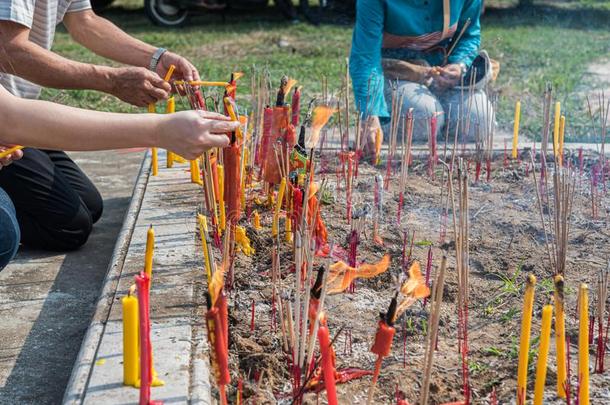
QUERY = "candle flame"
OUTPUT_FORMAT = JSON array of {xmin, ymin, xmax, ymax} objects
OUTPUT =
[
  {"xmin": 394, "ymin": 261, "xmax": 430, "ymax": 321},
  {"xmin": 326, "ymin": 255, "xmax": 390, "ymax": 294},
  {"xmin": 283, "ymin": 78, "xmax": 298, "ymax": 96},
  {"xmin": 307, "ymin": 105, "xmax": 336, "ymax": 149},
  {"xmin": 208, "ymin": 264, "xmax": 227, "ymax": 306}
]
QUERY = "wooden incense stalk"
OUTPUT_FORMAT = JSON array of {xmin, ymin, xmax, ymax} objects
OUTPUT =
[
  {"xmin": 305, "ymin": 265, "xmax": 330, "ymax": 368},
  {"xmin": 419, "ymin": 255, "xmax": 448, "ymax": 405},
  {"xmin": 293, "ymin": 230, "xmax": 302, "ymax": 364},
  {"xmin": 299, "ymin": 238, "xmax": 317, "ymax": 369}
]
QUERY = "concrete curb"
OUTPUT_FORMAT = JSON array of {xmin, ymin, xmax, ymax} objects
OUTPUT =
[{"xmin": 62, "ymin": 151, "xmax": 151, "ymax": 405}]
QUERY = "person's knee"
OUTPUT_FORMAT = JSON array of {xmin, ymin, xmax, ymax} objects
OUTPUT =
[
  {"xmin": 87, "ymin": 189, "xmax": 104, "ymax": 224},
  {"xmin": 50, "ymin": 204, "xmax": 93, "ymax": 250},
  {"xmin": 21, "ymin": 203, "xmax": 93, "ymax": 251},
  {"xmin": 442, "ymin": 90, "xmax": 492, "ymax": 142},
  {"xmin": 395, "ymin": 83, "xmax": 444, "ymax": 141},
  {"xmin": 0, "ymin": 193, "xmax": 20, "ymax": 270}
]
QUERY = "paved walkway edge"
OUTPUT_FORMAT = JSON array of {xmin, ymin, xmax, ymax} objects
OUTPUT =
[{"xmin": 62, "ymin": 151, "xmax": 151, "ymax": 405}]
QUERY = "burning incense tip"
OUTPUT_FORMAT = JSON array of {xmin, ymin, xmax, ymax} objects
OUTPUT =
[{"xmin": 308, "ymin": 105, "xmax": 336, "ymax": 148}]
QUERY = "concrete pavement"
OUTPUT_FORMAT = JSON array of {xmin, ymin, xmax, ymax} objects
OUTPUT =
[{"xmin": 0, "ymin": 150, "xmax": 144, "ymax": 404}]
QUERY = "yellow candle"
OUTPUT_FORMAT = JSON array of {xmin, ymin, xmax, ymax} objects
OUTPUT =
[
  {"xmin": 553, "ymin": 102, "xmax": 560, "ymax": 159},
  {"xmin": 252, "ymin": 210, "xmax": 261, "ymax": 230},
  {"xmin": 533, "ymin": 304, "xmax": 553, "ymax": 405},
  {"xmin": 517, "ymin": 274, "xmax": 536, "ymax": 404},
  {"xmin": 512, "ymin": 100, "xmax": 521, "ymax": 159},
  {"xmin": 144, "ymin": 225, "xmax": 154, "ymax": 279},
  {"xmin": 559, "ymin": 115, "xmax": 566, "ymax": 166},
  {"xmin": 151, "ymin": 148, "xmax": 158, "ymax": 176},
  {"xmin": 235, "ymin": 225, "xmax": 255, "ymax": 256},
  {"xmin": 285, "ymin": 217, "xmax": 292, "ymax": 243},
  {"xmin": 166, "ymin": 97, "xmax": 175, "ymax": 168},
  {"xmin": 273, "ymin": 178, "xmax": 287, "ymax": 237},
  {"xmin": 197, "ymin": 214, "xmax": 213, "ymax": 283},
  {"xmin": 190, "ymin": 159, "xmax": 202, "ymax": 185},
  {"xmin": 217, "ymin": 164, "xmax": 226, "ymax": 232},
  {"xmin": 0, "ymin": 145, "xmax": 24, "ymax": 159},
  {"xmin": 578, "ymin": 283, "xmax": 589, "ymax": 405},
  {"xmin": 554, "ymin": 275, "xmax": 567, "ymax": 398},
  {"xmin": 122, "ymin": 287, "xmax": 139, "ymax": 386}
]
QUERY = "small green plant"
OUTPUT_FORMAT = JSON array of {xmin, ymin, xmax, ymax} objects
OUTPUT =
[
  {"xmin": 320, "ymin": 187, "xmax": 335, "ymax": 205},
  {"xmin": 539, "ymin": 278, "xmax": 555, "ymax": 294},
  {"xmin": 468, "ymin": 360, "xmax": 489, "ymax": 376},
  {"xmin": 500, "ymin": 307, "xmax": 519, "ymax": 324},
  {"xmin": 483, "ymin": 346, "xmax": 504, "ymax": 357},
  {"xmin": 498, "ymin": 264, "xmax": 523, "ymax": 296},
  {"xmin": 421, "ymin": 318, "xmax": 428, "ymax": 336},
  {"xmin": 405, "ymin": 317, "xmax": 415, "ymax": 334}
]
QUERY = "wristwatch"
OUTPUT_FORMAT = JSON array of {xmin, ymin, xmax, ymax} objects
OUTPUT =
[{"xmin": 149, "ymin": 47, "xmax": 167, "ymax": 72}]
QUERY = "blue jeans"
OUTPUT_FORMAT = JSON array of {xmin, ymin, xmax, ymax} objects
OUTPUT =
[
  {"xmin": 383, "ymin": 79, "xmax": 493, "ymax": 142},
  {"xmin": 0, "ymin": 187, "xmax": 19, "ymax": 270}
]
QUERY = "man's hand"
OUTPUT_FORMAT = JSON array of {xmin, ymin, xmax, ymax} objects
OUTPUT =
[
  {"xmin": 362, "ymin": 115, "xmax": 382, "ymax": 156},
  {"xmin": 156, "ymin": 51, "xmax": 200, "ymax": 85},
  {"xmin": 0, "ymin": 147, "xmax": 23, "ymax": 170},
  {"xmin": 159, "ymin": 111, "xmax": 239, "ymax": 160},
  {"xmin": 434, "ymin": 64, "xmax": 464, "ymax": 90},
  {"xmin": 108, "ymin": 67, "xmax": 171, "ymax": 107}
]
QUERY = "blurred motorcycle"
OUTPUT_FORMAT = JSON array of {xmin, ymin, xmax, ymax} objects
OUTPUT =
[{"xmin": 92, "ymin": 0, "xmax": 319, "ymax": 27}]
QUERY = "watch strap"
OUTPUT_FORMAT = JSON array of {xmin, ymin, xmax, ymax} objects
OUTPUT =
[{"xmin": 149, "ymin": 47, "xmax": 167, "ymax": 72}]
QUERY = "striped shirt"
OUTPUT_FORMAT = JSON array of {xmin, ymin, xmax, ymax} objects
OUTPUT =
[{"xmin": 0, "ymin": 0, "xmax": 91, "ymax": 99}]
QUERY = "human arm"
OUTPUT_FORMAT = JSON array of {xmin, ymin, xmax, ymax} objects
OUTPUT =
[
  {"xmin": 0, "ymin": 86, "xmax": 238, "ymax": 159},
  {"xmin": 63, "ymin": 10, "xmax": 200, "ymax": 83},
  {"xmin": 0, "ymin": 21, "xmax": 170, "ymax": 106},
  {"xmin": 446, "ymin": 0, "xmax": 482, "ymax": 68},
  {"xmin": 348, "ymin": 0, "xmax": 388, "ymax": 119}
]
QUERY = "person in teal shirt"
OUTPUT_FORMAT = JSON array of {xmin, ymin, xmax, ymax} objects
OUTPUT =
[{"xmin": 350, "ymin": 0, "xmax": 492, "ymax": 148}]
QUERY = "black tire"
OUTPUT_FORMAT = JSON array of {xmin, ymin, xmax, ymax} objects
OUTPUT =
[
  {"xmin": 145, "ymin": 0, "xmax": 190, "ymax": 27},
  {"xmin": 91, "ymin": 0, "xmax": 114, "ymax": 12}
]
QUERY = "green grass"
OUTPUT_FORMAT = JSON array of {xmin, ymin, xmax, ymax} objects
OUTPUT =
[{"xmin": 42, "ymin": 1, "xmax": 610, "ymax": 140}]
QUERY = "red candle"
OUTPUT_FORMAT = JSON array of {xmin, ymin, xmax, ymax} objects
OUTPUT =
[
  {"xmin": 291, "ymin": 87, "xmax": 301, "ymax": 127},
  {"xmin": 135, "ymin": 272, "xmax": 152, "ymax": 405},
  {"xmin": 317, "ymin": 314, "xmax": 338, "ymax": 405}
]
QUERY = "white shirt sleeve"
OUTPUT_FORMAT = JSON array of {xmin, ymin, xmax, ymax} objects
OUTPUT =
[
  {"xmin": 67, "ymin": 0, "xmax": 92, "ymax": 13},
  {"xmin": 0, "ymin": 0, "xmax": 36, "ymax": 28}
]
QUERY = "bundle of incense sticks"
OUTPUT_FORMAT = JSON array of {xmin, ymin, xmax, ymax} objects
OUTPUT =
[
  {"xmin": 419, "ymin": 256, "xmax": 448, "ymax": 405},
  {"xmin": 448, "ymin": 158, "xmax": 471, "ymax": 404},
  {"xmin": 397, "ymin": 109, "xmax": 414, "ymax": 225},
  {"xmin": 530, "ymin": 153, "xmax": 576, "ymax": 275},
  {"xmin": 485, "ymin": 92, "xmax": 497, "ymax": 182},
  {"xmin": 385, "ymin": 84, "xmax": 404, "ymax": 189},
  {"xmin": 594, "ymin": 263, "xmax": 609, "ymax": 373}
]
